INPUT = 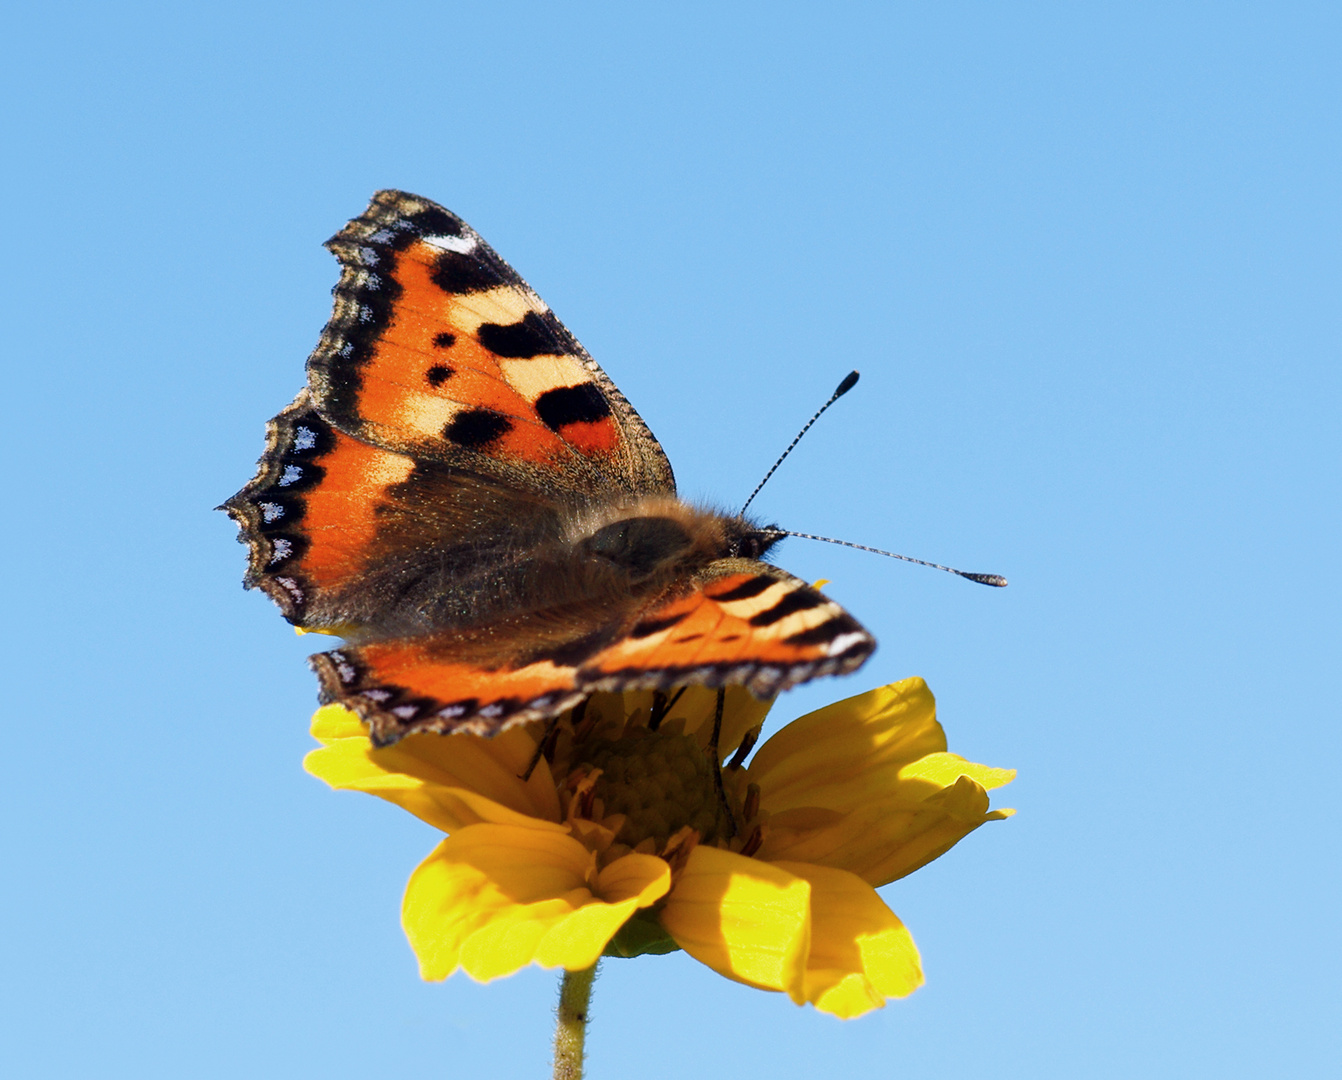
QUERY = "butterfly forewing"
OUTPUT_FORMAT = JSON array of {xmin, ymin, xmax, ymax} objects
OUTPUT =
[{"xmin": 309, "ymin": 190, "xmax": 674, "ymax": 498}]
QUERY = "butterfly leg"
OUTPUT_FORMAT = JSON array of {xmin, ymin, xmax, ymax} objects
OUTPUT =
[
  {"xmin": 519, "ymin": 717, "xmax": 559, "ymax": 781},
  {"xmin": 726, "ymin": 724, "xmax": 762, "ymax": 771},
  {"xmin": 708, "ymin": 687, "xmax": 738, "ymax": 839},
  {"xmin": 518, "ymin": 698, "xmax": 585, "ymax": 781},
  {"xmin": 648, "ymin": 687, "xmax": 687, "ymax": 732}
]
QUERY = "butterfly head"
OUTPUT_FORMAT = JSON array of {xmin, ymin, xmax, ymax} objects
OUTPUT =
[
  {"xmin": 720, "ymin": 517, "xmax": 784, "ymax": 561},
  {"xmin": 571, "ymin": 499, "xmax": 784, "ymax": 587}
]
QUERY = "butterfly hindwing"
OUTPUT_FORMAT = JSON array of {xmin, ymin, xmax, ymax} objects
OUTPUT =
[
  {"xmin": 311, "ymin": 564, "xmax": 874, "ymax": 745},
  {"xmin": 580, "ymin": 563, "xmax": 873, "ymax": 692},
  {"xmin": 222, "ymin": 390, "xmax": 565, "ymax": 632}
]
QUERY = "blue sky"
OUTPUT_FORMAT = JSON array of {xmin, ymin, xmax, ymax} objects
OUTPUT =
[{"xmin": 3, "ymin": 3, "xmax": 1338, "ymax": 1077}]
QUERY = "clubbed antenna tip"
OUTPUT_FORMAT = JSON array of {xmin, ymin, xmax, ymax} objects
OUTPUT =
[
  {"xmin": 960, "ymin": 572, "xmax": 1009, "ymax": 587},
  {"xmin": 740, "ymin": 370, "xmax": 861, "ymax": 516}
]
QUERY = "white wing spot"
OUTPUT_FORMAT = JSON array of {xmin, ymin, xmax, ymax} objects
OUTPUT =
[
  {"xmin": 268, "ymin": 538, "xmax": 293, "ymax": 564},
  {"xmin": 278, "ymin": 465, "xmax": 302, "ymax": 486},
  {"xmin": 438, "ymin": 703, "xmax": 468, "ymax": 719},
  {"xmin": 275, "ymin": 576, "xmax": 303, "ymax": 601},
  {"xmin": 369, "ymin": 229, "xmax": 394, "ymax": 243},
  {"xmin": 479, "ymin": 703, "xmax": 506, "ymax": 718},
  {"xmin": 358, "ymin": 246, "xmax": 380, "ymax": 266},
  {"xmin": 421, "ymin": 233, "xmax": 477, "ymax": 255},
  {"xmin": 292, "ymin": 426, "xmax": 317, "ymax": 450},
  {"xmin": 392, "ymin": 705, "xmax": 420, "ymax": 719},
  {"xmin": 826, "ymin": 631, "xmax": 868, "ymax": 657},
  {"xmin": 259, "ymin": 501, "xmax": 283, "ymax": 522},
  {"xmin": 361, "ymin": 688, "xmax": 393, "ymax": 702}
]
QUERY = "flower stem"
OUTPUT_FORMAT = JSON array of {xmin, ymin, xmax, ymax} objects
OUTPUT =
[{"xmin": 552, "ymin": 961, "xmax": 599, "ymax": 1080}]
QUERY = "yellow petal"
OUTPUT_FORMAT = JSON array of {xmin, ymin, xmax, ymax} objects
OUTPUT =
[
  {"xmin": 775, "ymin": 861, "xmax": 923, "ymax": 1018},
  {"xmin": 309, "ymin": 705, "xmax": 369, "ymax": 740},
  {"xmin": 759, "ymin": 775, "xmax": 1013, "ymax": 886},
  {"xmin": 857, "ymin": 774, "xmax": 1015, "ymax": 884},
  {"xmin": 747, "ymin": 681, "xmax": 1014, "ymax": 886},
  {"xmin": 674, "ymin": 686, "xmax": 775, "ymax": 762},
  {"xmin": 305, "ymin": 749, "xmax": 566, "ymax": 835},
  {"xmin": 402, "ymin": 825, "xmax": 670, "ymax": 983},
  {"xmin": 304, "ymin": 706, "xmax": 562, "ymax": 831},
  {"xmin": 748, "ymin": 678, "xmax": 946, "ymax": 810},
  {"xmin": 596, "ymin": 853, "xmax": 675, "ymax": 906},
  {"xmin": 295, "ymin": 623, "xmax": 355, "ymax": 637},
  {"xmin": 660, "ymin": 846, "xmax": 811, "ymax": 1002},
  {"xmin": 900, "ymin": 751, "xmax": 1015, "ymax": 793}
]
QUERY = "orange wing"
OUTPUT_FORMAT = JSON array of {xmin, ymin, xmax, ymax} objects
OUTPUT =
[
  {"xmin": 311, "ymin": 565, "xmax": 874, "ymax": 745},
  {"xmin": 308, "ymin": 190, "xmax": 674, "ymax": 498}
]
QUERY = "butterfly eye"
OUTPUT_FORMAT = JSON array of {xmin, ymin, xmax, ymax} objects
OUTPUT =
[{"xmin": 583, "ymin": 517, "xmax": 693, "ymax": 578}]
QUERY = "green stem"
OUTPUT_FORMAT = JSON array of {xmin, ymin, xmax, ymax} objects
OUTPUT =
[{"xmin": 552, "ymin": 962, "xmax": 599, "ymax": 1080}]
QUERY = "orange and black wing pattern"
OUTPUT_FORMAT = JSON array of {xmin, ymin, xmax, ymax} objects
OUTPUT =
[
  {"xmin": 311, "ymin": 564, "xmax": 874, "ymax": 745},
  {"xmin": 223, "ymin": 190, "xmax": 671, "ymax": 630},
  {"xmin": 308, "ymin": 190, "xmax": 674, "ymax": 498}
]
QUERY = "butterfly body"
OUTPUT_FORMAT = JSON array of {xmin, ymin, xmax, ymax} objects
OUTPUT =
[{"xmin": 225, "ymin": 191, "xmax": 874, "ymax": 745}]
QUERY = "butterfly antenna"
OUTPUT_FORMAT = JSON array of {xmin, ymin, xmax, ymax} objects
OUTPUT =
[
  {"xmin": 768, "ymin": 530, "xmax": 1008, "ymax": 587},
  {"xmin": 739, "ymin": 370, "xmax": 860, "ymax": 516}
]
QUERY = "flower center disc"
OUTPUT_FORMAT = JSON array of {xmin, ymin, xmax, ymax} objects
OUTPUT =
[{"xmin": 583, "ymin": 729, "xmax": 725, "ymax": 849}]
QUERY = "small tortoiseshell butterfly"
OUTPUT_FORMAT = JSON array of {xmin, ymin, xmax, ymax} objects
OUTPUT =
[{"xmin": 224, "ymin": 191, "xmax": 874, "ymax": 746}]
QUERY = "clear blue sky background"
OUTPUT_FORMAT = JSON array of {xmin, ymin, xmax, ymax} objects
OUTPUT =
[{"xmin": 3, "ymin": 3, "xmax": 1337, "ymax": 1077}]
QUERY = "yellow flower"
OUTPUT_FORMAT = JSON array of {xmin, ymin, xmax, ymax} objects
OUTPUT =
[{"xmin": 305, "ymin": 677, "xmax": 1014, "ymax": 1019}]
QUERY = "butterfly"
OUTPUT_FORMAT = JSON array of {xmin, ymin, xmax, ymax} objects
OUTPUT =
[{"xmin": 223, "ymin": 191, "xmax": 875, "ymax": 746}]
